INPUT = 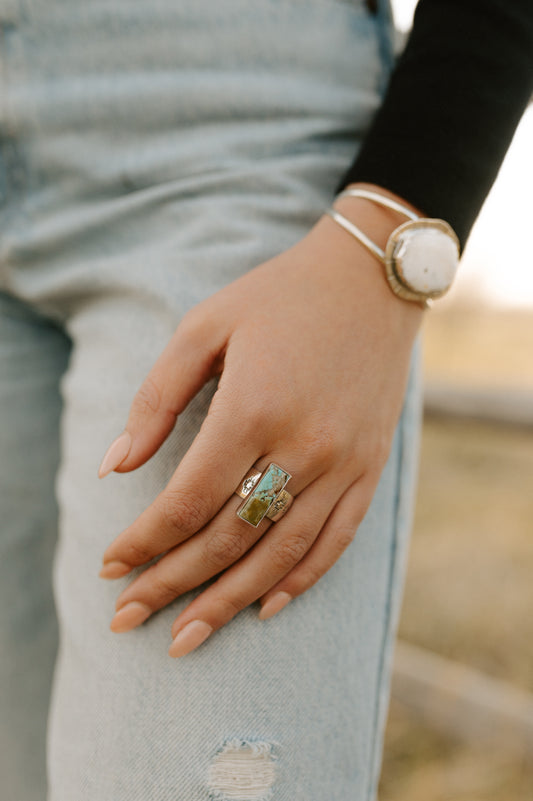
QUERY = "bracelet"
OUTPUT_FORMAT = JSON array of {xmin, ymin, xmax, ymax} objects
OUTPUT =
[
  {"xmin": 334, "ymin": 187, "xmax": 421, "ymax": 221},
  {"xmin": 325, "ymin": 189, "xmax": 431, "ymax": 309}
]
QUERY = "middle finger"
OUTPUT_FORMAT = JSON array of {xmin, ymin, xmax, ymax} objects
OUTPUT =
[{"xmin": 108, "ymin": 453, "xmax": 337, "ymax": 630}]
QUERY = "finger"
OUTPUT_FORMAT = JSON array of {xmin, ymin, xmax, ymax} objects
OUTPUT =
[
  {"xmin": 100, "ymin": 331, "xmax": 290, "ymax": 571},
  {"xmin": 97, "ymin": 303, "xmax": 229, "ymax": 478},
  {"xmin": 108, "ymin": 488, "xmax": 269, "ymax": 633},
  {"xmin": 100, "ymin": 389, "xmax": 328, "ymax": 572},
  {"xmin": 164, "ymin": 468, "xmax": 351, "ymax": 656},
  {"xmin": 100, "ymin": 286, "xmax": 346, "ymax": 571},
  {"xmin": 258, "ymin": 472, "xmax": 377, "ymax": 618},
  {"xmin": 106, "ymin": 453, "xmax": 329, "ymax": 632},
  {"xmin": 100, "ymin": 407, "xmax": 262, "ymax": 571}
]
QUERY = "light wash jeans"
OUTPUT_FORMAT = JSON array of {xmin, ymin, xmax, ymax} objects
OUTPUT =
[{"xmin": 0, "ymin": 1, "xmax": 423, "ymax": 798}]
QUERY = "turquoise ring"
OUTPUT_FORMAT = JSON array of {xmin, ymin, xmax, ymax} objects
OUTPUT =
[{"xmin": 234, "ymin": 462, "xmax": 294, "ymax": 527}]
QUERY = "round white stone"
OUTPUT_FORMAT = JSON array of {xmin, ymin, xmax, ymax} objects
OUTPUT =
[{"xmin": 395, "ymin": 228, "xmax": 459, "ymax": 294}]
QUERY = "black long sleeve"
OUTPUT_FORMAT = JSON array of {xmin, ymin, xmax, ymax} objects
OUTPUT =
[{"xmin": 335, "ymin": 0, "xmax": 533, "ymax": 250}]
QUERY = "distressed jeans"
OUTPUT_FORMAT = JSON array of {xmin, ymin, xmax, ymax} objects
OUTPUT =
[{"xmin": 0, "ymin": 1, "xmax": 423, "ymax": 798}]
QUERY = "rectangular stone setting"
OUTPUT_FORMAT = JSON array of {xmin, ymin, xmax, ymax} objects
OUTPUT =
[{"xmin": 236, "ymin": 463, "xmax": 291, "ymax": 527}]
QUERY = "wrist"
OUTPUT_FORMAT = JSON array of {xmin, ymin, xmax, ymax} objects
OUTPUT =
[
  {"xmin": 302, "ymin": 204, "xmax": 425, "ymax": 336},
  {"xmin": 321, "ymin": 181, "xmax": 459, "ymax": 310},
  {"xmin": 317, "ymin": 183, "xmax": 427, "ymax": 315},
  {"xmin": 331, "ymin": 182, "xmax": 428, "ymax": 263}
]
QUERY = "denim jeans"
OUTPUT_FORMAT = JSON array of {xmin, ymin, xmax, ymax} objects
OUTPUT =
[{"xmin": 0, "ymin": 1, "xmax": 423, "ymax": 798}]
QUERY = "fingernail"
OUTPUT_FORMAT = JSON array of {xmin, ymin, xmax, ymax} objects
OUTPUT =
[
  {"xmin": 258, "ymin": 591, "xmax": 292, "ymax": 620},
  {"xmin": 97, "ymin": 430, "xmax": 132, "ymax": 478},
  {"xmin": 99, "ymin": 560, "xmax": 132, "ymax": 579},
  {"xmin": 168, "ymin": 620, "xmax": 213, "ymax": 658},
  {"xmin": 110, "ymin": 601, "xmax": 152, "ymax": 633}
]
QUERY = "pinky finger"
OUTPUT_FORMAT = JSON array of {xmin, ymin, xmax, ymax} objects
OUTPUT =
[{"xmin": 258, "ymin": 473, "xmax": 377, "ymax": 620}]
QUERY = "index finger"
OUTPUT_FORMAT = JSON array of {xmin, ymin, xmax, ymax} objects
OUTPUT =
[{"xmin": 100, "ymin": 388, "xmax": 274, "ymax": 570}]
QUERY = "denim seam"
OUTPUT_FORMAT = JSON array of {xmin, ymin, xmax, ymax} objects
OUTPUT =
[{"xmin": 364, "ymin": 380, "xmax": 409, "ymax": 801}]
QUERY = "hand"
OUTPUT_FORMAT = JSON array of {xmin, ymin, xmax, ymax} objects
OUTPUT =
[{"xmin": 97, "ymin": 183, "xmax": 424, "ymax": 658}]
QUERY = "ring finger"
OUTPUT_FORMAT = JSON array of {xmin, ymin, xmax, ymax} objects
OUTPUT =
[
  {"xmin": 107, "ymin": 453, "xmax": 343, "ymax": 631},
  {"xmin": 111, "ymin": 457, "xmax": 345, "ymax": 631}
]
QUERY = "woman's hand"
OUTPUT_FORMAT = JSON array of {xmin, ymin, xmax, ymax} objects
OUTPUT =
[{"xmin": 97, "ymin": 183, "xmax": 424, "ymax": 658}]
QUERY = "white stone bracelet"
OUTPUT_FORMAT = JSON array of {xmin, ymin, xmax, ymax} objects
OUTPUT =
[{"xmin": 324, "ymin": 188, "xmax": 460, "ymax": 307}]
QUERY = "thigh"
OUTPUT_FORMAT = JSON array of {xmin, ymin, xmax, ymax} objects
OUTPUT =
[
  {"xmin": 0, "ymin": 291, "xmax": 71, "ymax": 801},
  {"xmin": 0, "ymin": 1, "xmax": 421, "ymax": 798},
  {"xmin": 47, "ymin": 288, "xmax": 422, "ymax": 801}
]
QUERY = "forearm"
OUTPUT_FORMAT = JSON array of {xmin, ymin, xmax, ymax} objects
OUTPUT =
[{"xmin": 335, "ymin": 0, "xmax": 533, "ymax": 251}]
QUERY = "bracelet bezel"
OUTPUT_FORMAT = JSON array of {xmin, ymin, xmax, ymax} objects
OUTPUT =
[
  {"xmin": 328, "ymin": 188, "xmax": 461, "ymax": 309},
  {"xmin": 384, "ymin": 218, "xmax": 460, "ymax": 302}
]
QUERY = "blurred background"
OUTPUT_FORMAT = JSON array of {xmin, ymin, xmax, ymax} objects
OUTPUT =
[{"xmin": 378, "ymin": 2, "xmax": 533, "ymax": 799}]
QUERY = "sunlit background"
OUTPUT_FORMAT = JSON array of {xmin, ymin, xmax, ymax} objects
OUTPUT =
[{"xmin": 378, "ymin": 3, "xmax": 533, "ymax": 800}]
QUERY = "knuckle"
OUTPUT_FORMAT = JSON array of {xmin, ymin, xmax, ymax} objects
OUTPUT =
[
  {"xmin": 356, "ymin": 485, "xmax": 376, "ymax": 522},
  {"xmin": 332, "ymin": 524, "xmax": 358, "ymax": 554},
  {"xmin": 212, "ymin": 595, "xmax": 245, "ymax": 620},
  {"xmin": 148, "ymin": 566, "xmax": 183, "ymax": 603},
  {"xmin": 366, "ymin": 434, "xmax": 393, "ymax": 474},
  {"xmin": 299, "ymin": 421, "xmax": 341, "ymax": 469},
  {"xmin": 238, "ymin": 381, "xmax": 294, "ymax": 440},
  {"xmin": 298, "ymin": 562, "xmax": 324, "ymax": 590},
  {"xmin": 158, "ymin": 487, "xmax": 212, "ymax": 536},
  {"xmin": 122, "ymin": 538, "xmax": 156, "ymax": 566},
  {"xmin": 223, "ymin": 379, "xmax": 292, "ymax": 448},
  {"xmin": 202, "ymin": 529, "xmax": 244, "ymax": 571},
  {"xmin": 130, "ymin": 375, "xmax": 162, "ymax": 418},
  {"xmin": 269, "ymin": 531, "xmax": 310, "ymax": 572},
  {"xmin": 349, "ymin": 428, "xmax": 393, "ymax": 479},
  {"xmin": 241, "ymin": 397, "xmax": 276, "ymax": 437},
  {"xmin": 177, "ymin": 306, "xmax": 204, "ymax": 346}
]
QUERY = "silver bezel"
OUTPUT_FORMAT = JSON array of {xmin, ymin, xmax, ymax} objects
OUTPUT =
[{"xmin": 384, "ymin": 218, "xmax": 460, "ymax": 302}]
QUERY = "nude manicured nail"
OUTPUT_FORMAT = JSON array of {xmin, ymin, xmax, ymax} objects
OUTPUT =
[
  {"xmin": 258, "ymin": 591, "xmax": 292, "ymax": 620},
  {"xmin": 99, "ymin": 560, "xmax": 132, "ymax": 579},
  {"xmin": 110, "ymin": 601, "xmax": 152, "ymax": 633},
  {"xmin": 168, "ymin": 620, "xmax": 213, "ymax": 658},
  {"xmin": 97, "ymin": 430, "xmax": 132, "ymax": 478}
]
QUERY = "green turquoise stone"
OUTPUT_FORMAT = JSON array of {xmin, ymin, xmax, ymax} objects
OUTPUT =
[{"xmin": 237, "ymin": 463, "xmax": 291, "ymax": 527}]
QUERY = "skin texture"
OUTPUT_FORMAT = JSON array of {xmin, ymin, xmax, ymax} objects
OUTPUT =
[{"xmin": 97, "ymin": 181, "xmax": 425, "ymax": 657}]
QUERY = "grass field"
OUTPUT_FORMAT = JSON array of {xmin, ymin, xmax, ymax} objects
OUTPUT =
[{"xmin": 378, "ymin": 306, "xmax": 533, "ymax": 800}]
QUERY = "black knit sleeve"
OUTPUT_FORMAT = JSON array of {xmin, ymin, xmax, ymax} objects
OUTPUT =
[{"xmin": 334, "ymin": 0, "xmax": 533, "ymax": 250}]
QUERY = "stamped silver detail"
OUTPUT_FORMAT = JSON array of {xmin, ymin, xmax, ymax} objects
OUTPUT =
[{"xmin": 242, "ymin": 477, "xmax": 257, "ymax": 496}]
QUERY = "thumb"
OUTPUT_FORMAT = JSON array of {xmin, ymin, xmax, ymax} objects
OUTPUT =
[{"xmin": 97, "ymin": 307, "xmax": 229, "ymax": 477}]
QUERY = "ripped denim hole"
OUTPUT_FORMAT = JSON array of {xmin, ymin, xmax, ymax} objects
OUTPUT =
[{"xmin": 207, "ymin": 738, "xmax": 280, "ymax": 801}]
